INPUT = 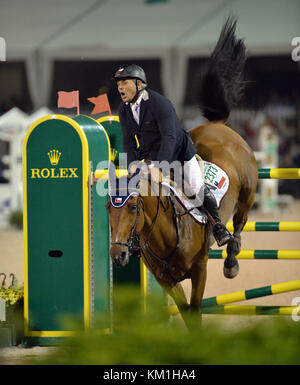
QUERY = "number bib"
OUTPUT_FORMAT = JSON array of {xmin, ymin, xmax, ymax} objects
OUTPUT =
[{"xmin": 203, "ymin": 161, "xmax": 230, "ymax": 208}]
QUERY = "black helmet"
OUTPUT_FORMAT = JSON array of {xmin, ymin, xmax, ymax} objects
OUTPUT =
[{"xmin": 113, "ymin": 64, "xmax": 147, "ymax": 84}]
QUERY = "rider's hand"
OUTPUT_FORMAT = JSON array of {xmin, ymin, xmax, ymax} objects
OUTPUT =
[
  {"xmin": 129, "ymin": 163, "xmax": 139, "ymax": 176},
  {"xmin": 148, "ymin": 166, "xmax": 162, "ymax": 183}
]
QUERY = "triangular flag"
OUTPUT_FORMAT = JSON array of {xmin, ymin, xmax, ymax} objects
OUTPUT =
[
  {"xmin": 57, "ymin": 90, "xmax": 80, "ymax": 115},
  {"xmin": 88, "ymin": 93, "xmax": 111, "ymax": 118}
]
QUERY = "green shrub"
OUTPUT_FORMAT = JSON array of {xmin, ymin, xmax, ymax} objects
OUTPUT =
[
  {"xmin": 9, "ymin": 210, "xmax": 23, "ymax": 229},
  {"xmin": 24, "ymin": 286, "xmax": 300, "ymax": 365}
]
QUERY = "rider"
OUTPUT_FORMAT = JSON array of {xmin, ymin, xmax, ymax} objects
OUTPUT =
[{"xmin": 113, "ymin": 63, "xmax": 232, "ymax": 247}]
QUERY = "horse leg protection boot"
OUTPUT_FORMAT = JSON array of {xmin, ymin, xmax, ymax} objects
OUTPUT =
[{"xmin": 203, "ymin": 184, "xmax": 233, "ymax": 246}]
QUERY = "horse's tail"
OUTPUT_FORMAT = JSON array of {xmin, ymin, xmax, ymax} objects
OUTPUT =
[{"xmin": 198, "ymin": 16, "xmax": 247, "ymax": 122}]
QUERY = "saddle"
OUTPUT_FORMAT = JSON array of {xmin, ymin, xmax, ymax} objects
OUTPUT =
[
  {"xmin": 161, "ymin": 155, "xmax": 230, "ymax": 225},
  {"xmin": 109, "ymin": 155, "xmax": 229, "ymax": 224}
]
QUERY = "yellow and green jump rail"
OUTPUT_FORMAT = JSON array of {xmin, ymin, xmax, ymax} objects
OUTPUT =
[
  {"xmin": 168, "ymin": 280, "xmax": 300, "ymax": 316},
  {"xmin": 168, "ymin": 304, "xmax": 300, "ymax": 316},
  {"xmin": 226, "ymin": 221, "xmax": 300, "ymax": 232},
  {"xmin": 94, "ymin": 168, "xmax": 300, "ymax": 181},
  {"xmin": 209, "ymin": 249, "xmax": 300, "ymax": 260},
  {"xmin": 201, "ymin": 279, "xmax": 300, "ymax": 308},
  {"xmin": 201, "ymin": 305, "xmax": 300, "ymax": 316},
  {"xmin": 258, "ymin": 168, "xmax": 300, "ymax": 179}
]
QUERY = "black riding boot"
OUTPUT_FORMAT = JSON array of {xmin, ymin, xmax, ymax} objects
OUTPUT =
[{"xmin": 202, "ymin": 184, "xmax": 233, "ymax": 246}]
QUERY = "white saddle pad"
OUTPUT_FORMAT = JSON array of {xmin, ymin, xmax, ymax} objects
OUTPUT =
[
  {"xmin": 161, "ymin": 181, "xmax": 208, "ymax": 224},
  {"xmin": 161, "ymin": 161, "xmax": 230, "ymax": 225},
  {"xmin": 203, "ymin": 161, "xmax": 230, "ymax": 208}
]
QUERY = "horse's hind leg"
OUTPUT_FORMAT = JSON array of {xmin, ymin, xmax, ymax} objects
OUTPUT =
[{"xmin": 224, "ymin": 187, "xmax": 256, "ymax": 278}]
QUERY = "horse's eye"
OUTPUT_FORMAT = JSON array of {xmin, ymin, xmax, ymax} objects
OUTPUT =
[{"xmin": 130, "ymin": 205, "xmax": 137, "ymax": 212}]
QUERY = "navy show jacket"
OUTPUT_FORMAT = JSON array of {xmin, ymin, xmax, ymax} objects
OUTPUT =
[{"xmin": 118, "ymin": 89, "xmax": 197, "ymax": 168}]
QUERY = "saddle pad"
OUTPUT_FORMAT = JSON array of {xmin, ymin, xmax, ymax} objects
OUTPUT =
[
  {"xmin": 161, "ymin": 181, "xmax": 208, "ymax": 224},
  {"xmin": 161, "ymin": 161, "xmax": 230, "ymax": 225},
  {"xmin": 203, "ymin": 161, "xmax": 230, "ymax": 208}
]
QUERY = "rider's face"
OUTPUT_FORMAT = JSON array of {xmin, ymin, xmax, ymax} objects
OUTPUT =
[{"xmin": 117, "ymin": 79, "xmax": 142, "ymax": 103}]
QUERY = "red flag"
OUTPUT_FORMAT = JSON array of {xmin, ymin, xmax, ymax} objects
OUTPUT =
[
  {"xmin": 88, "ymin": 93, "xmax": 111, "ymax": 117},
  {"xmin": 57, "ymin": 90, "xmax": 80, "ymax": 115}
]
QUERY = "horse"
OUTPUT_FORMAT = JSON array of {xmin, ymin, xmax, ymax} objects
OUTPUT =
[{"xmin": 106, "ymin": 17, "xmax": 258, "ymax": 329}]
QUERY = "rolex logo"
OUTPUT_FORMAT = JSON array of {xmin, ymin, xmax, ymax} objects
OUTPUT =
[
  {"xmin": 111, "ymin": 148, "xmax": 118, "ymax": 162},
  {"xmin": 48, "ymin": 149, "xmax": 61, "ymax": 166},
  {"xmin": 31, "ymin": 149, "xmax": 78, "ymax": 179}
]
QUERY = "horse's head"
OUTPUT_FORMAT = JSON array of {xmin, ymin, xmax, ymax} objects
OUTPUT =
[{"xmin": 106, "ymin": 173, "xmax": 145, "ymax": 268}]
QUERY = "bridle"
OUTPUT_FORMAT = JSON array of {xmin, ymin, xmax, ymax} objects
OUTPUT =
[
  {"xmin": 110, "ymin": 193, "xmax": 144, "ymax": 250},
  {"xmin": 110, "ymin": 177, "xmax": 184, "ymax": 282}
]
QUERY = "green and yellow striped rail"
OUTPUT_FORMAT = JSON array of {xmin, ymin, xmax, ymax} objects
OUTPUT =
[
  {"xmin": 94, "ymin": 168, "xmax": 300, "ymax": 180},
  {"xmin": 226, "ymin": 221, "xmax": 300, "ymax": 232},
  {"xmin": 94, "ymin": 168, "xmax": 128, "ymax": 180},
  {"xmin": 201, "ymin": 279, "xmax": 300, "ymax": 308},
  {"xmin": 168, "ymin": 305, "xmax": 300, "ymax": 316},
  {"xmin": 209, "ymin": 249, "xmax": 300, "ymax": 260},
  {"xmin": 258, "ymin": 168, "xmax": 300, "ymax": 179},
  {"xmin": 201, "ymin": 305, "xmax": 300, "ymax": 316}
]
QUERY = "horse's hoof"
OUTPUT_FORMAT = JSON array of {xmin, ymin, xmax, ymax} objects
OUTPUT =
[{"xmin": 223, "ymin": 260, "xmax": 239, "ymax": 279}]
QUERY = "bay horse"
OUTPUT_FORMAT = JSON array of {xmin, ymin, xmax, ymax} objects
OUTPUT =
[{"xmin": 106, "ymin": 17, "xmax": 258, "ymax": 329}]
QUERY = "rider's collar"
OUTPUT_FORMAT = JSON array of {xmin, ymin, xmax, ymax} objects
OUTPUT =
[
  {"xmin": 125, "ymin": 90, "xmax": 149, "ymax": 105},
  {"xmin": 130, "ymin": 91, "xmax": 143, "ymax": 108}
]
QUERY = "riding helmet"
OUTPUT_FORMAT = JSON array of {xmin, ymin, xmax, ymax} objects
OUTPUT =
[{"xmin": 113, "ymin": 64, "xmax": 147, "ymax": 84}]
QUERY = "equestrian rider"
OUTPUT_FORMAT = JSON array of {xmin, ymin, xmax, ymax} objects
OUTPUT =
[{"xmin": 113, "ymin": 64, "xmax": 232, "ymax": 247}]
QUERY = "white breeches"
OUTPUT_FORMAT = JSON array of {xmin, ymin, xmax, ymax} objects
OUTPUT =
[{"xmin": 183, "ymin": 155, "xmax": 204, "ymax": 195}]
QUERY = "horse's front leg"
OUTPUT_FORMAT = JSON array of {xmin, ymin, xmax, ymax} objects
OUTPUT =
[
  {"xmin": 189, "ymin": 259, "xmax": 208, "ymax": 315},
  {"xmin": 155, "ymin": 277, "xmax": 192, "ymax": 328}
]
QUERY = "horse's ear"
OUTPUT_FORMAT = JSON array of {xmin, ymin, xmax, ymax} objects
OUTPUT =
[{"xmin": 108, "ymin": 161, "xmax": 117, "ymax": 193}]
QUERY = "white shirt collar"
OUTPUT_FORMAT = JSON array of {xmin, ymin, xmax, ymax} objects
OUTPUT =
[
  {"xmin": 131, "ymin": 92, "xmax": 143, "ymax": 108},
  {"xmin": 126, "ymin": 90, "xmax": 149, "ymax": 106}
]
